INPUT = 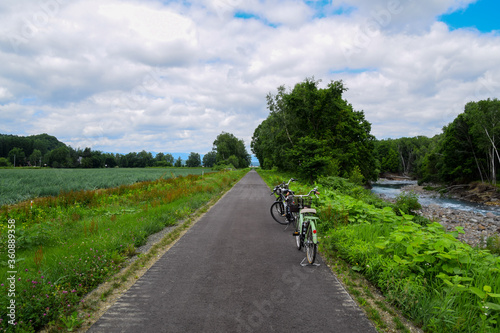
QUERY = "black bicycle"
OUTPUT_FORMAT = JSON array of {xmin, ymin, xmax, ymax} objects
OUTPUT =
[{"xmin": 270, "ymin": 178, "xmax": 296, "ymax": 225}]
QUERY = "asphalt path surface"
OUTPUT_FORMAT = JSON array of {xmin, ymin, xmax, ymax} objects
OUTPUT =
[{"xmin": 87, "ymin": 170, "xmax": 377, "ymax": 333}]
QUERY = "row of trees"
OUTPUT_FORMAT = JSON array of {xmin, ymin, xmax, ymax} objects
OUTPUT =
[
  {"xmin": 253, "ymin": 79, "xmax": 499, "ymax": 186},
  {"xmin": 252, "ymin": 78, "xmax": 377, "ymax": 183},
  {"xmin": 374, "ymin": 98, "xmax": 500, "ymax": 185},
  {"xmin": 0, "ymin": 132, "xmax": 251, "ymax": 169}
]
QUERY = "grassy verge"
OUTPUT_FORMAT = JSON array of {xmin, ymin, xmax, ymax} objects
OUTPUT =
[
  {"xmin": 257, "ymin": 169, "xmax": 500, "ymax": 333},
  {"xmin": 0, "ymin": 169, "xmax": 247, "ymax": 332}
]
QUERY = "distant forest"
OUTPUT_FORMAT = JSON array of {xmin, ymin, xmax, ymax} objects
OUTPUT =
[{"xmin": 0, "ymin": 131, "xmax": 251, "ymax": 169}]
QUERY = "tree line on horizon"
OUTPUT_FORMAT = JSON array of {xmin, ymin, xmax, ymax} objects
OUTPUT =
[{"xmin": 0, "ymin": 132, "xmax": 251, "ymax": 170}]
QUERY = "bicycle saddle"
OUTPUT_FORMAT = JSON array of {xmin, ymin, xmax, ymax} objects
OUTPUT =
[{"xmin": 300, "ymin": 208, "xmax": 316, "ymax": 214}]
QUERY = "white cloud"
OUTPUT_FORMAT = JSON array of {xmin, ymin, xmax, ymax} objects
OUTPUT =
[{"xmin": 0, "ymin": 0, "xmax": 499, "ymax": 157}]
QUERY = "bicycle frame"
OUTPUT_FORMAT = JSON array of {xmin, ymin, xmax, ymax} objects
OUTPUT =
[
  {"xmin": 270, "ymin": 178, "xmax": 296, "ymax": 224},
  {"xmin": 291, "ymin": 188, "xmax": 320, "ymax": 264},
  {"xmin": 297, "ymin": 210, "xmax": 319, "ymax": 244}
]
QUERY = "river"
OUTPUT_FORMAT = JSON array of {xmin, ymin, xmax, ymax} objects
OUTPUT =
[{"xmin": 371, "ymin": 179, "xmax": 500, "ymax": 216}]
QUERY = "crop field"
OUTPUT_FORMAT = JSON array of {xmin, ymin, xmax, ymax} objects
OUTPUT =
[{"xmin": 0, "ymin": 168, "xmax": 210, "ymax": 208}]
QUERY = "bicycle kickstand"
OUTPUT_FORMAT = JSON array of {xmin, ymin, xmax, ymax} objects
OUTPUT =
[{"xmin": 300, "ymin": 257, "xmax": 320, "ymax": 267}]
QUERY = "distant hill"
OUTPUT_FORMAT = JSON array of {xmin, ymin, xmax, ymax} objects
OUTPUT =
[{"xmin": 0, "ymin": 133, "xmax": 67, "ymax": 158}]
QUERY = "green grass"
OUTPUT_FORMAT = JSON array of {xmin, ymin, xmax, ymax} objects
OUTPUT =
[
  {"xmin": 0, "ymin": 167, "xmax": 210, "ymax": 208},
  {"xmin": 0, "ymin": 169, "xmax": 246, "ymax": 332}
]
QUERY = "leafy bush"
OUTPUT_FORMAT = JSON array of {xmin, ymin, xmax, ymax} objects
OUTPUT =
[
  {"xmin": 212, "ymin": 162, "xmax": 236, "ymax": 171},
  {"xmin": 393, "ymin": 191, "xmax": 421, "ymax": 215},
  {"xmin": 317, "ymin": 176, "xmax": 356, "ymax": 192},
  {"xmin": 486, "ymin": 234, "xmax": 500, "ymax": 255},
  {"xmin": 0, "ymin": 157, "xmax": 11, "ymax": 167}
]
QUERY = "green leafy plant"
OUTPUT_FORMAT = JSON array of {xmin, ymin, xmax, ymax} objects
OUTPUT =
[
  {"xmin": 393, "ymin": 191, "xmax": 421, "ymax": 216},
  {"xmin": 60, "ymin": 311, "xmax": 84, "ymax": 332}
]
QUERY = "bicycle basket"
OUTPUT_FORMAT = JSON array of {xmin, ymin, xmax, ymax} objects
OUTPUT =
[
  {"xmin": 285, "ymin": 195, "xmax": 298, "ymax": 212},
  {"xmin": 288, "ymin": 196, "xmax": 312, "ymax": 212},
  {"xmin": 297, "ymin": 196, "xmax": 313, "ymax": 209}
]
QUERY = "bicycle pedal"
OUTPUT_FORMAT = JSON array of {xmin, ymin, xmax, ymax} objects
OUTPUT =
[{"xmin": 292, "ymin": 231, "xmax": 299, "ymax": 236}]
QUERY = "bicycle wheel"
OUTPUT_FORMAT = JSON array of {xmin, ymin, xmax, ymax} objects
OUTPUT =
[
  {"xmin": 294, "ymin": 217, "xmax": 302, "ymax": 250},
  {"xmin": 270, "ymin": 201, "xmax": 288, "ymax": 225},
  {"xmin": 305, "ymin": 225, "xmax": 317, "ymax": 264}
]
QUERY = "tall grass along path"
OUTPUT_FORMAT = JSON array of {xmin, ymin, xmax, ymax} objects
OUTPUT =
[{"xmin": 87, "ymin": 170, "xmax": 377, "ymax": 333}]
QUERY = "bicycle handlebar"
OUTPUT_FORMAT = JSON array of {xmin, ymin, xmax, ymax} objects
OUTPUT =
[
  {"xmin": 293, "ymin": 188, "xmax": 319, "ymax": 199},
  {"xmin": 272, "ymin": 178, "xmax": 297, "ymax": 195}
]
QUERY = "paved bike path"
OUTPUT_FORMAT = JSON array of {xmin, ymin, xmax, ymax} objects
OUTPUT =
[{"xmin": 87, "ymin": 170, "xmax": 377, "ymax": 332}]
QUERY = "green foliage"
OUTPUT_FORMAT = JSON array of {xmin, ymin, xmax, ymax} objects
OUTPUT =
[
  {"xmin": 0, "ymin": 157, "xmax": 11, "ymax": 167},
  {"xmin": 486, "ymin": 234, "xmax": 500, "ymax": 255},
  {"xmin": 212, "ymin": 132, "xmax": 251, "ymax": 168},
  {"xmin": 185, "ymin": 152, "xmax": 201, "ymax": 167},
  {"xmin": 348, "ymin": 165, "xmax": 364, "ymax": 185},
  {"xmin": 60, "ymin": 311, "xmax": 84, "ymax": 331},
  {"xmin": 251, "ymin": 78, "xmax": 377, "ymax": 182},
  {"xmin": 393, "ymin": 191, "xmax": 422, "ymax": 216},
  {"xmin": 286, "ymin": 137, "xmax": 330, "ymax": 183},
  {"xmin": 381, "ymin": 98, "xmax": 500, "ymax": 185},
  {"xmin": 8, "ymin": 147, "xmax": 26, "ymax": 166},
  {"xmin": 202, "ymin": 151, "xmax": 217, "ymax": 167},
  {"xmin": 212, "ymin": 162, "xmax": 236, "ymax": 171}
]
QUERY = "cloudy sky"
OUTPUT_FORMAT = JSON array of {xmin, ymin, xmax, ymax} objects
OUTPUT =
[{"xmin": 0, "ymin": 0, "xmax": 498, "ymax": 157}]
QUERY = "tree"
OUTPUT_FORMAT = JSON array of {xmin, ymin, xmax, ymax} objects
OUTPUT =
[
  {"xmin": 186, "ymin": 152, "xmax": 201, "ymax": 167},
  {"xmin": 165, "ymin": 153, "xmax": 174, "ymax": 166},
  {"xmin": 47, "ymin": 146, "xmax": 70, "ymax": 168},
  {"xmin": 174, "ymin": 156, "xmax": 183, "ymax": 167},
  {"xmin": 29, "ymin": 149, "xmax": 42, "ymax": 166},
  {"xmin": 252, "ymin": 78, "xmax": 377, "ymax": 182},
  {"xmin": 8, "ymin": 147, "xmax": 25, "ymax": 166},
  {"xmin": 287, "ymin": 137, "xmax": 330, "ymax": 183},
  {"xmin": 154, "ymin": 153, "xmax": 174, "ymax": 167},
  {"xmin": 202, "ymin": 151, "xmax": 217, "ymax": 167},
  {"xmin": 465, "ymin": 99, "xmax": 500, "ymax": 184},
  {"xmin": 374, "ymin": 140, "xmax": 399, "ymax": 174},
  {"xmin": 213, "ymin": 132, "xmax": 251, "ymax": 168}
]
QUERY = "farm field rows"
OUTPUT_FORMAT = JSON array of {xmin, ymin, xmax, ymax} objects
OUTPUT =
[
  {"xmin": 0, "ymin": 169, "xmax": 245, "ymax": 332},
  {"xmin": 0, "ymin": 167, "xmax": 210, "ymax": 208}
]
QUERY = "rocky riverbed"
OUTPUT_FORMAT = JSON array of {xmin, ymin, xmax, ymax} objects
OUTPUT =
[{"xmin": 400, "ymin": 184, "xmax": 500, "ymax": 248}]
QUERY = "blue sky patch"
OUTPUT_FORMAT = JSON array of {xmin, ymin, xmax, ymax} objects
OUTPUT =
[
  {"xmin": 234, "ymin": 11, "xmax": 278, "ymax": 27},
  {"xmin": 20, "ymin": 97, "xmax": 38, "ymax": 105},
  {"xmin": 305, "ymin": 0, "xmax": 356, "ymax": 18},
  {"xmin": 439, "ymin": 0, "xmax": 499, "ymax": 33}
]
